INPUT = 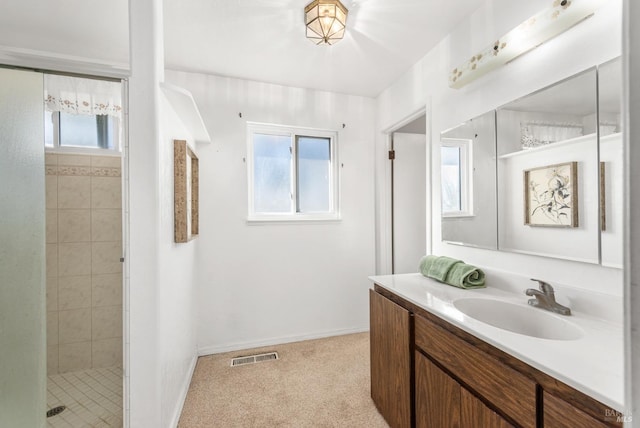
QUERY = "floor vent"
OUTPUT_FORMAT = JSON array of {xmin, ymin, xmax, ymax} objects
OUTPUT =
[
  {"xmin": 231, "ymin": 352, "xmax": 279, "ymax": 367},
  {"xmin": 47, "ymin": 405, "xmax": 66, "ymax": 418}
]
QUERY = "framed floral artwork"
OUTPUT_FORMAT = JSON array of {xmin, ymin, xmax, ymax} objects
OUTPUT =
[
  {"xmin": 174, "ymin": 140, "xmax": 199, "ymax": 242},
  {"xmin": 524, "ymin": 161, "xmax": 578, "ymax": 227}
]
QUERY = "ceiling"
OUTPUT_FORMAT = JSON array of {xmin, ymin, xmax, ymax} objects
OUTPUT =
[
  {"xmin": 0, "ymin": 0, "xmax": 485, "ymax": 97},
  {"xmin": 162, "ymin": 0, "xmax": 485, "ymax": 97}
]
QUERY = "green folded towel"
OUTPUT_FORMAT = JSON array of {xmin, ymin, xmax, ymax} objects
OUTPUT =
[
  {"xmin": 418, "ymin": 255, "xmax": 486, "ymax": 289},
  {"xmin": 422, "ymin": 255, "xmax": 461, "ymax": 282},
  {"xmin": 445, "ymin": 262, "xmax": 486, "ymax": 288}
]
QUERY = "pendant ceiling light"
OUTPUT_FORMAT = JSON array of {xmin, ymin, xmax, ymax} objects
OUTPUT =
[{"xmin": 304, "ymin": 0, "xmax": 348, "ymax": 45}]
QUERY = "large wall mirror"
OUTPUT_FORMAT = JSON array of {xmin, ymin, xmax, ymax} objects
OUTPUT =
[
  {"xmin": 439, "ymin": 58, "xmax": 622, "ymax": 268},
  {"xmin": 599, "ymin": 57, "xmax": 623, "ymax": 268},
  {"xmin": 440, "ymin": 111, "xmax": 497, "ymax": 250},
  {"xmin": 496, "ymin": 68, "xmax": 599, "ymax": 264}
]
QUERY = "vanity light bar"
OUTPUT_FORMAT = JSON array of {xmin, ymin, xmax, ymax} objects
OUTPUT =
[{"xmin": 448, "ymin": 0, "xmax": 605, "ymax": 89}]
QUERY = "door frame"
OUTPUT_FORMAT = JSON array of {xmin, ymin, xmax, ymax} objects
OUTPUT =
[{"xmin": 380, "ymin": 104, "xmax": 432, "ymax": 274}]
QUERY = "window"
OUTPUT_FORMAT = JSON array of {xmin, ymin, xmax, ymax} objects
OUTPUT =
[
  {"xmin": 45, "ymin": 111, "xmax": 119, "ymax": 152},
  {"xmin": 247, "ymin": 123, "xmax": 339, "ymax": 221},
  {"xmin": 441, "ymin": 138, "xmax": 473, "ymax": 217}
]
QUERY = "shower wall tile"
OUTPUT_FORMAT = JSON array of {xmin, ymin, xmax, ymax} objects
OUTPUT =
[
  {"xmin": 59, "ymin": 342, "xmax": 92, "ymax": 372},
  {"xmin": 58, "ymin": 154, "xmax": 91, "ymax": 167},
  {"xmin": 47, "ymin": 311, "xmax": 59, "ymax": 346},
  {"xmin": 58, "ymin": 209, "xmax": 91, "ymax": 242},
  {"xmin": 58, "ymin": 176, "xmax": 91, "ymax": 209},
  {"xmin": 58, "ymin": 242, "xmax": 92, "ymax": 276},
  {"xmin": 47, "ymin": 345, "xmax": 59, "ymax": 374},
  {"xmin": 91, "ymin": 156, "xmax": 121, "ymax": 168},
  {"xmin": 91, "ymin": 177, "xmax": 121, "ymax": 209},
  {"xmin": 59, "ymin": 308, "xmax": 92, "ymax": 344},
  {"xmin": 58, "ymin": 275, "xmax": 92, "ymax": 310},
  {"xmin": 47, "ymin": 276, "xmax": 58, "ymax": 311},
  {"xmin": 92, "ymin": 241, "xmax": 123, "ymax": 275},
  {"xmin": 46, "ymin": 209, "xmax": 58, "ymax": 243},
  {"xmin": 92, "ymin": 209, "xmax": 122, "ymax": 242},
  {"xmin": 92, "ymin": 338, "xmax": 123, "ymax": 368},
  {"xmin": 92, "ymin": 306, "xmax": 122, "ymax": 340},
  {"xmin": 46, "ymin": 243, "xmax": 58, "ymax": 278},
  {"xmin": 45, "ymin": 175, "xmax": 57, "ymax": 208},
  {"xmin": 45, "ymin": 153, "xmax": 58, "ymax": 166},
  {"xmin": 45, "ymin": 153, "xmax": 124, "ymax": 374},
  {"xmin": 93, "ymin": 274, "xmax": 122, "ymax": 308}
]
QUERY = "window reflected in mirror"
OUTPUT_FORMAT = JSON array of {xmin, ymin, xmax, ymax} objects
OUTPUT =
[
  {"xmin": 440, "ymin": 110, "xmax": 497, "ymax": 250},
  {"xmin": 441, "ymin": 139, "xmax": 472, "ymax": 216}
]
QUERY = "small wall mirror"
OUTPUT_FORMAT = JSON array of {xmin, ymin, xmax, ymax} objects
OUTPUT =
[
  {"xmin": 440, "ymin": 110, "xmax": 497, "ymax": 250},
  {"xmin": 496, "ymin": 68, "xmax": 599, "ymax": 263},
  {"xmin": 599, "ymin": 57, "xmax": 623, "ymax": 268},
  {"xmin": 174, "ymin": 139, "xmax": 199, "ymax": 243}
]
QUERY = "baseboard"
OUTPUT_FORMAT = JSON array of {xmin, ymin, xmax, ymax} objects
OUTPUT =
[
  {"xmin": 197, "ymin": 326, "xmax": 370, "ymax": 357},
  {"xmin": 169, "ymin": 353, "xmax": 198, "ymax": 428}
]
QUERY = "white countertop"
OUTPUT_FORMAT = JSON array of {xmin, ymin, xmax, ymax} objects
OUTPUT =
[{"xmin": 369, "ymin": 273, "xmax": 625, "ymax": 411}]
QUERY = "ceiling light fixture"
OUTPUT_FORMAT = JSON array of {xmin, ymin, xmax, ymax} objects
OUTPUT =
[
  {"xmin": 449, "ymin": 0, "xmax": 604, "ymax": 89},
  {"xmin": 305, "ymin": 0, "xmax": 348, "ymax": 45}
]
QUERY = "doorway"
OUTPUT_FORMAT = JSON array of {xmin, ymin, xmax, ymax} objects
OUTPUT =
[
  {"xmin": 0, "ymin": 67, "xmax": 126, "ymax": 427},
  {"xmin": 390, "ymin": 114, "xmax": 427, "ymax": 274},
  {"xmin": 43, "ymin": 74, "xmax": 125, "ymax": 427}
]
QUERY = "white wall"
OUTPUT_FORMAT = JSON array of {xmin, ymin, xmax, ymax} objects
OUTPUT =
[
  {"xmin": 128, "ymin": 1, "xmax": 198, "ymax": 426},
  {"xmin": 375, "ymin": 0, "xmax": 624, "ymax": 297},
  {"xmin": 157, "ymin": 94, "xmax": 199, "ymax": 426},
  {"xmin": 164, "ymin": 70, "xmax": 377, "ymax": 354}
]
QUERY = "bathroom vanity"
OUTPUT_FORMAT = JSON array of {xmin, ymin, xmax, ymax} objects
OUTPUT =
[{"xmin": 369, "ymin": 274, "xmax": 624, "ymax": 428}]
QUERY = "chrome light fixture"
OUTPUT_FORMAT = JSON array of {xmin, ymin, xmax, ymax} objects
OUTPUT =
[
  {"xmin": 449, "ymin": 0, "xmax": 605, "ymax": 88},
  {"xmin": 305, "ymin": 0, "xmax": 348, "ymax": 45}
]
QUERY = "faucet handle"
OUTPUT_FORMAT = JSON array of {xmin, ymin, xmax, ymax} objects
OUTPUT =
[{"xmin": 530, "ymin": 278, "xmax": 554, "ymax": 294}]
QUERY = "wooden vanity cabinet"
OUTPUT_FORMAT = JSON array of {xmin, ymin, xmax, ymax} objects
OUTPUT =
[{"xmin": 370, "ymin": 286, "xmax": 623, "ymax": 428}]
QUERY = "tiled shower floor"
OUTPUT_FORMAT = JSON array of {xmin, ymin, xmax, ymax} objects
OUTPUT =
[{"xmin": 47, "ymin": 366, "xmax": 123, "ymax": 427}]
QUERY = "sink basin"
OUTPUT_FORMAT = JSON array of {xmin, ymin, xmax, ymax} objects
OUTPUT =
[{"xmin": 453, "ymin": 298, "xmax": 583, "ymax": 341}]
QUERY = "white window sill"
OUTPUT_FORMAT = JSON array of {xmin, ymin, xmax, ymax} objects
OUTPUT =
[
  {"xmin": 45, "ymin": 147, "xmax": 121, "ymax": 156},
  {"xmin": 246, "ymin": 213, "xmax": 341, "ymax": 225},
  {"xmin": 442, "ymin": 213, "xmax": 475, "ymax": 219}
]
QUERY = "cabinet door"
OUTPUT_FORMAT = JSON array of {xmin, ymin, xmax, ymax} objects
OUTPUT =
[
  {"xmin": 369, "ymin": 290, "xmax": 411, "ymax": 428},
  {"xmin": 415, "ymin": 351, "xmax": 461, "ymax": 428},
  {"xmin": 461, "ymin": 388, "xmax": 514, "ymax": 428},
  {"xmin": 415, "ymin": 314, "xmax": 536, "ymax": 427},
  {"xmin": 416, "ymin": 350, "xmax": 513, "ymax": 428}
]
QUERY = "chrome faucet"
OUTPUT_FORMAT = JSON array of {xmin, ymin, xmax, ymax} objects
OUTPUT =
[{"xmin": 525, "ymin": 279, "xmax": 571, "ymax": 316}]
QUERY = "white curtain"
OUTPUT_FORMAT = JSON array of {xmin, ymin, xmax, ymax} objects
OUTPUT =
[{"xmin": 44, "ymin": 74, "xmax": 122, "ymax": 118}]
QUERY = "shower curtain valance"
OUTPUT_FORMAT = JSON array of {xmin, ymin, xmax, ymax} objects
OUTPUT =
[{"xmin": 44, "ymin": 74, "xmax": 122, "ymax": 118}]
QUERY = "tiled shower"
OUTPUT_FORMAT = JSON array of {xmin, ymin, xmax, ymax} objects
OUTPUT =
[{"xmin": 45, "ymin": 153, "xmax": 123, "ymax": 374}]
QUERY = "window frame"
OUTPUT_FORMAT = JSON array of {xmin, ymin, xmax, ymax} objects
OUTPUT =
[
  {"xmin": 44, "ymin": 111, "xmax": 121, "ymax": 155},
  {"xmin": 246, "ymin": 122, "xmax": 340, "ymax": 223},
  {"xmin": 441, "ymin": 137, "xmax": 474, "ymax": 218}
]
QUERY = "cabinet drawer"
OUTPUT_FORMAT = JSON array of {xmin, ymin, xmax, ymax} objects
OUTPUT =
[
  {"xmin": 415, "ymin": 314, "xmax": 536, "ymax": 428},
  {"xmin": 543, "ymin": 392, "xmax": 620, "ymax": 427}
]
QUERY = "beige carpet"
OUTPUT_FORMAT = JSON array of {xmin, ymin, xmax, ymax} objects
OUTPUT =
[{"xmin": 178, "ymin": 332, "xmax": 389, "ymax": 428}]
